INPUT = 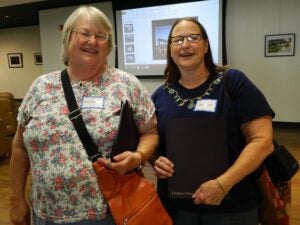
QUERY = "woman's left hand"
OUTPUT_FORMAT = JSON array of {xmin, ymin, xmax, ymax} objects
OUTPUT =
[
  {"xmin": 97, "ymin": 151, "xmax": 141, "ymax": 174},
  {"xmin": 192, "ymin": 179, "xmax": 227, "ymax": 206}
]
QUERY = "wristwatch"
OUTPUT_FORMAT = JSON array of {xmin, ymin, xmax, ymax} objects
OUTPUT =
[
  {"xmin": 135, "ymin": 163, "xmax": 145, "ymax": 172},
  {"xmin": 135, "ymin": 150, "xmax": 146, "ymax": 172}
]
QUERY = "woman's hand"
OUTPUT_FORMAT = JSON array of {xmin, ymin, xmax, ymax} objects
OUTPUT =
[
  {"xmin": 10, "ymin": 197, "xmax": 31, "ymax": 225},
  {"xmin": 192, "ymin": 178, "xmax": 227, "ymax": 206},
  {"xmin": 154, "ymin": 156, "xmax": 174, "ymax": 178},
  {"xmin": 97, "ymin": 151, "xmax": 142, "ymax": 174}
]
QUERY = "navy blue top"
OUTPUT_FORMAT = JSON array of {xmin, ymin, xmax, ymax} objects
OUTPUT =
[{"xmin": 151, "ymin": 68, "xmax": 275, "ymax": 213}]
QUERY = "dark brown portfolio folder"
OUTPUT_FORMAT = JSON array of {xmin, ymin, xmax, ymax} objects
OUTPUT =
[
  {"xmin": 166, "ymin": 117, "xmax": 228, "ymax": 199},
  {"xmin": 110, "ymin": 100, "xmax": 139, "ymax": 161}
]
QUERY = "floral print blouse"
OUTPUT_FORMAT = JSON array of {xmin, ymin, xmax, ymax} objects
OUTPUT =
[{"xmin": 18, "ymin": 66, "xmax": 155, "ymax": 223}]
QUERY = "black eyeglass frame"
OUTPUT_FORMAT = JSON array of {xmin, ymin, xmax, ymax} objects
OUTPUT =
[{"xmin": 170, "ymin": 33, "xmax": 203, "ymax": 45}]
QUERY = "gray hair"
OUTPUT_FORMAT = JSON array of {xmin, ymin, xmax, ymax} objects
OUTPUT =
[{"xmin": 60, "ymin": 5, "xmax": 115, "ymax": 66}]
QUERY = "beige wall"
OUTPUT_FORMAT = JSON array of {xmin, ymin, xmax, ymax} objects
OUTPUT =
[
  {"xmin": 0, "ymin": 26, "xmax": 42, "ymax": 99},
  {"xmin": 226, "ymin": 0, "xmax": 300, "ymax": 122}
]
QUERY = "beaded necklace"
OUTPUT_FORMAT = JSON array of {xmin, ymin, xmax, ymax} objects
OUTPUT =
[{"xmin": 163, "ymin": 75, "xmax": 223, "ymax": 109}]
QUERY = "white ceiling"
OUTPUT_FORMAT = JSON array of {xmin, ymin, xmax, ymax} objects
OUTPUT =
[{"xmin": 0, "ymin": 0, "xmax": 45, "ymax": 7}]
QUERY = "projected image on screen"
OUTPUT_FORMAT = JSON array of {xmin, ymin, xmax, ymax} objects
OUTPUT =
[
  {"xmin": 125, "ymin": 44, "xmax": 134, "ymax": 53},
  {"xmin": 116, "ymin": 0, "xmax": 222, "ymax": 76},
  {"xmin": 152, "ymin": 19, "xmax": 177, "ymax": 60},
  {"xmin": 124, "ymin": 24, "xmax": 133, "ymax": 33}
]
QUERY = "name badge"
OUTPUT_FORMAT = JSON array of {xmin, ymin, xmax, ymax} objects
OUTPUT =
[
  {"xmin": 81, "ymin": 96, "xmax": 104, "ymax": 109},
  {"xmin": 194, "ymin": 99, "xmax": 217, "ymax": 112}
]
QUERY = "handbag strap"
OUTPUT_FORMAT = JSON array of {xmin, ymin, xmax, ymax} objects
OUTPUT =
[{"xmin": 61, "ymin": 69, "xmax": 102, "ymax": 162}]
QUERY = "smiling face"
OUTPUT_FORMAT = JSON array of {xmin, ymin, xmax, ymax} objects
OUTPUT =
[
  {"xmin": 170, "ymin": 20, "xmax": 208, "ymax": 73},
  {"xmin": 67, "ymin": 18, "xmax": 110, "ymax": 70}
]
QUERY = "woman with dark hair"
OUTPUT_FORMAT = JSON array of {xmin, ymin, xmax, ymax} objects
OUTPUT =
[{"xmin": 152, "ymin": 17, "xmax": 275, "ymax": 225}]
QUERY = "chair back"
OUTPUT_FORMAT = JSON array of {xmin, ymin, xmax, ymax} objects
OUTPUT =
[
  {"xmin": 0, "ymin": 118, "xmax": 12, "ymax": 157},
  {"xmin": 0, "ymin": 97, "xmax": 17, "ymax": 136}
]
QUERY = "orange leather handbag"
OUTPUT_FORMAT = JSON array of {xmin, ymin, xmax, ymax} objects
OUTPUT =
[{"xmin": 93, "ymin": 161, "xmax": 173, "ymax": 225}]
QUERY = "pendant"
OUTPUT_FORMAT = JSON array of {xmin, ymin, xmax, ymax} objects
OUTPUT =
[
  {"xmin": 214, "ymin": 77, "xmax": 221, "ymax": 84},
  {"xmin": 177, "ymin": 99, "xmax": 185, "ymax": 106},
  {"xmin": 175, "ymin": 96, "xmax": 181, "ymax": 103},
  {"xmin": 187, "ymin": 101, "xmax": 195, "ymax": 109},
  {"xmin": 168, "ymin": 89, "xmax": 175, "ymax": 94}
]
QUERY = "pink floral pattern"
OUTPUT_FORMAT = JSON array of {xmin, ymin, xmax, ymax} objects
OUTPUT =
[{"xmin": 18, "ymin": 67, "xmax": 155, "ymax": 223}]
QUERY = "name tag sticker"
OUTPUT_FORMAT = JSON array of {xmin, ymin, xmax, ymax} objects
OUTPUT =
[
  {"xmin": 194, "ymin": 99, "xmax": 217, "ymax": 112},
  {"xmin": 81, "ymin": 96, "xmax": 104, "ymax": 109}
]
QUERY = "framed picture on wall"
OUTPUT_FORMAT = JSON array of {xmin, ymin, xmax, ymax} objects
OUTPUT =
[
  {"xmin": 7, "ymin": 53, "xmax": 23, "ymax": 68},
  {"xmin": 34, "ymin": 53, "xmax": 43, "ymax": 65},
  {"xmin": 265, "ymin": 33, "xmax": 295, "ymax": 57}
]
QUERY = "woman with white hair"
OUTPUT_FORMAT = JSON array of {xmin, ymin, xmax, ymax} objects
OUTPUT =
[{"xmin": 10, "ymin": 6, "xmax": 158, "ymax": 225}]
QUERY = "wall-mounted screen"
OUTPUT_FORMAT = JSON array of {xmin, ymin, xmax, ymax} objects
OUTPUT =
[{"xmin": 115, "ymin": 0, "xmax": 223, "ymax": 77}]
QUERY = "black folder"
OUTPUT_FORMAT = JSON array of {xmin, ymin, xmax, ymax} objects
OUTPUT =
[
  {"xmin": 110, "ymin": 100, "xmax": 139, "ymax": 161},
  {"xmin": 166, "ymin": 117, "xmax": 228, "ymax": 199}
]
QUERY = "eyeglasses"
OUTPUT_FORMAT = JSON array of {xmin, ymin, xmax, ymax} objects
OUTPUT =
[
  {"xmin": 72, "ymin": 28, "xmax": 109, "ymax": 44},
  {"xmin": 171, "ymin": 34, "xmax": 203, "ymax": 46}
]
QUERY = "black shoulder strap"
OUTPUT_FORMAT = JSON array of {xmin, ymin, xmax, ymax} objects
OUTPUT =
[{"xmin": 61, "ymin": 69, "xmax": 102, "ymax": 162}]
